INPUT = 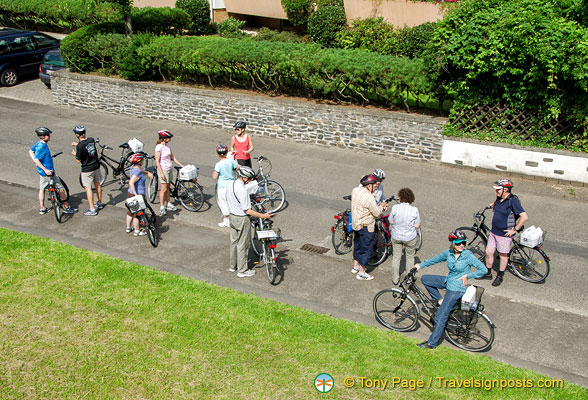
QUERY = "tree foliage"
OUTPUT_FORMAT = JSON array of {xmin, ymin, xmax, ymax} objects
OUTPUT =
[
  {"xmin": 308, "ymin": 4, "xmax": 347, "ymax": 47},
  {"xmin": 281, "ymin": 0, "xmax": 315, "ymax": 26},
  {"xmin": 175, "ymin": 0, "xmax": 211, "ymax": 34}
]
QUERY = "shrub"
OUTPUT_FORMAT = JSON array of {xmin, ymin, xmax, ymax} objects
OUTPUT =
[
  {"xmin": 175, "ymin": 0, "xmax": 211, "ymax": 34},
  {"xmin": 119, "ymin": 33, "xmax": 159, "ymax": 81},
  {"xmin": 85, "ymin": 33, "xmax": 131, "ymax": 74},
  {"xmin": 252, "ymin": 27, "xmax": 306, "ymax": 43},
  {"xmin": 60, "ymin": 22, "xmax": 125, "ymax": 72},
  {"xmin": 396, "ymin": 22, "xmax": 436, "ymax": 58},
  {"xmin": 217, "ymin": 17, "xmax": 246, "ymax": 38},
  {"xmin": 131, "ymin": 7, "xmax": 190, "ymax": 35},
  {"xmin": 281, "ymin": 0, "xmax": 315, "ymax": 26},
  {"xmin": 338, "ymin": 17, "xmax": 397, "ymax": 55},
  {"xmin": 308, "ymin": 5, "xmax": 347, "ymax": 47}
]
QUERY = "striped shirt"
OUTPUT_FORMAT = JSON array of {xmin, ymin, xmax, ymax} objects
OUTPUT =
[
  {"xmin": 389, "ymin": 202, "xmax": 421, "ymax": 241},
  {"xmin": 351, "ymin": 185, "xmax": 381, "ymax": 232}
]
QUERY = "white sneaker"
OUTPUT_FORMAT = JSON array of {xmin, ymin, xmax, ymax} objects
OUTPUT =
[
  {"xmin": 356, "ymin": 272, "xmax": 374, "ymax": 281},
  {"xmin": 228, "ymin": 266, "xmax": 237, "ymax": 272},
  {"xmin": 166, "ymin": 202, "xmax": 177, "ymax": 211},
  {"xmin": 160, "ymin": 206, "xmax": 167, "ymax": 216},
  {"xmin": 237, "ymin": 270, "xmax": 256, "ymax": 278},
  {"xmin": 351, "ymin": 267, "xmax": 359, "ymax": 274}
]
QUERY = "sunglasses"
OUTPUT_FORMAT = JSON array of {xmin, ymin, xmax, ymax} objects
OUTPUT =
[{"xmin": 454, "ymin": 241, "xmax": 466, "ymax": 246}]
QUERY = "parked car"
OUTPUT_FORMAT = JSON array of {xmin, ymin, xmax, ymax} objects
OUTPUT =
[
  {"xmin": 0, "ymin": 28, "xmax": 60, "ymax": 87},
  {"xmin": 39, "ymin": 49, "xmax": 66, "ymax": 88}
]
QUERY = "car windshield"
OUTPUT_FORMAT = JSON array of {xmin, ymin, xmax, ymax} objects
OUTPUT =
[{"xmin": 44, "ymin": 51, "xmax": 63, "ymax": 63}]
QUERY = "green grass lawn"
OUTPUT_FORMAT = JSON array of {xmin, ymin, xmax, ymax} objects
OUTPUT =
[{"xmin": 0, "ymin": 228, "xmax": 584, "ymax": 399}]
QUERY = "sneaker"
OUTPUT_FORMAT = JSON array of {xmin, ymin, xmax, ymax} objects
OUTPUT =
[
  {"xmin": 83, "ymin": 209, "xmax": 98, "ymax": 216},
  {"xmin": 228, "ymin": 266, "xmax": 237, "ymax": 272},
  {"xmin": 96, "ymin": 202, "xmax": 105, "ymax": 210},
  {"xmin": 237, "ymin": 270, "xmax": 256, "ymax": 278},
  {"xmin": 62, "ymin": 207, "xmax": 78, "ymax": 214},
  {"xmin": 160, "ymin": 206, "xmax": 167, "ymax": 216},
  {"xmin": 356, "ymin": 272, "xmax": 374, "ymax": 281},
  {"xmin": 134, "ymin": 229, "xmax": 147, "ymax": 236},
  {"xmin": 39, "ymin": 208, "xmax": 50, "ymax": 215},
  {"xmin": 125, "ymin": 226, "xmax": 133, "ymax": 233},
  {"xmin": 166, "ymin": 202, "xmax": 177, "ymax": 211},
  {"xmin": 351, "ymin": 266, "xmax": 360, "ymax": 274}
]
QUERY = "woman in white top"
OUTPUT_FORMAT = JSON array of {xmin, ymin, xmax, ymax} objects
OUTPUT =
[
  {"xmin": 155, "ymin": 129, "xmax": 183, "ymax": 216},
  {"xmin": 389, "ymin": 188, "xmax": 421, "ymax": 285}
]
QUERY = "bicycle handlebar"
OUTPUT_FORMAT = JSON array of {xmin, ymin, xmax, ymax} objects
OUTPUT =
[{"xmin": 52, "ymin": 152, "xmax": 63, "ymax": 158}]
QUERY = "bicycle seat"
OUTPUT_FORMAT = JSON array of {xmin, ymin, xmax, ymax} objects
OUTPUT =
[
  {"xmin": 174, "ymin": 166, "xmax": 181, "ymax": 171},
  {"xmin": 343, "ymin": 195, "xmax": 351, "ymax": 201},
  {"xmin": 119, "ymin": 143, "xmax": 129, "ymax": 149}
]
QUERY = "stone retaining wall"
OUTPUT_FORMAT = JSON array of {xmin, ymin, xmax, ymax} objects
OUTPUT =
[{"xmin": 51, "ymin": 70, "xmax": 446, "ymax": 161}]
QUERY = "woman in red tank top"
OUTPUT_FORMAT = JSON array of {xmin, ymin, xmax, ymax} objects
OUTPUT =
[{"xmin": 230, "ymin": 121, "xmax": 254, "ymax": 168}]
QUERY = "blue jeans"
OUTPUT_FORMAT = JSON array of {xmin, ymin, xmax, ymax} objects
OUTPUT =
[
  {"xmin": 421, "ymin": 275, "xmax": 464, "ymax": 347},
  {"xmin": 353, "ymin": 227, "xmax": 374, "ymax": 267}
]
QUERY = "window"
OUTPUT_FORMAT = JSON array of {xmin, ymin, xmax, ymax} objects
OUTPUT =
[
  {"xmin": 33, "ymin": 33, "xmax": 59, "ymax": 49},
  {"xmin": 8, "ymin": 35, "xmax": 35, "ymax": 52},
  {"xmin": 0, "ymin": 40, "xmax": 9, "ymax": 55}
]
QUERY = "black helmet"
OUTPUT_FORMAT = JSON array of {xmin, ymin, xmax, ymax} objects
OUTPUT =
[
  {"xmin": 35, "ymin": 127, "xmax": 52, "ymax": 137},
  {"xmin": 448, "ymin": 230, "xmax": 467, "ymax": 242},
  {"xmin": 233, "ymin": 121, "xmax": 247, "ymax": 129},
  {"xmin": 237, "ymin": 166, "xmax": 256, "ymax": 179},
  {"xmin": 73, "ymin": 125, "xmax": 86, "ymax": 136},
  {"xmin": 216, "ymin": 143, "xmax": 228, "ymax": 156},
  {"xmin": 360, "ymin": 174, "xmax": 379, "ymax": 186}
]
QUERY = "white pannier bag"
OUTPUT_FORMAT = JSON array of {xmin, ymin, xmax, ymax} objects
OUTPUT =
[
  {"xmin": 127, "ymin": 138, "xmax": 144, "ymax": 153},
  {"xmin": 126, "ymin": 195, "xmax": 146, "ymax": 213},
  {"xmin": 520, "ymin": 225, "xmax": 544, "ymax": 248},
  {"xmin": 460, "ymin": 285, "xmax": 478, "ymax": 311},
  {"xmin": 179, "ymin": 165, "xmax": 198, "ymax": 181}
]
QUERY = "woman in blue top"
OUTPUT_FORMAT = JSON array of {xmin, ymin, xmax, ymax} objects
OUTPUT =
[
  {"xmin": 414, "ymin": 229, "xmax": 487, "ymax": 349},
  {"xmin": 126, "ymin": 153, "xmax": 153, "ymax": 236},
  {"xmin": 213, "ymin": 143, "xmax": 239, "ymax": 228}
]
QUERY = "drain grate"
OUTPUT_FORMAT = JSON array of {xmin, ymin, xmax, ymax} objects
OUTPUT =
[{"xmin": 300, "ymin": 244, "xmax": 330, "ymax": 254}]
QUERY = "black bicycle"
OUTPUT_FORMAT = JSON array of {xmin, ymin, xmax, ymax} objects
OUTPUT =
[
  {"xmin": 252, "ymin": 156, "xmax": 285, "ymax": 213},
  {"xmin": 457, "ymin": 206, "xmax": 550, "ymax": 283},
  {"xmin": 125, "ymin": 196, "xmax": 158, "ymax": 248},
  {"xmin": 78, "ymin": 138, "xmax": 147, "ymax": 188},
  {"xmin": 249, "ymin": 199, "xmax": 281, "ymax": 285},
  {"xmin": 373, "ymin": 268, "xmax": 496, "ymax": 352},
  {"xmin": 147, "ymin": 166, "xmax": 204, "ymax": 212},
  {"xmin": 46, "ymin": 152, "xmax": 70, "ymax": 223}
]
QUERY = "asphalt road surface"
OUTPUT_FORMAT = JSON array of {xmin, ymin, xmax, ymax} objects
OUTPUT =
[{"xmin": 1, "ymin": 80, "xmax": 587, "ymax": 387}]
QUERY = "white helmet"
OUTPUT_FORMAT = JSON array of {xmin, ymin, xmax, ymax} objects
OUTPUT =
[{"xmin": 373, "ymin": 169, "xmax": 385, "ymax": 181}]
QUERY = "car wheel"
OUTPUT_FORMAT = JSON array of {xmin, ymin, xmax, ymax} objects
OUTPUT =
[{"xmin": 0, "ymin": 68, "xmax": 18, "ymax": 87}]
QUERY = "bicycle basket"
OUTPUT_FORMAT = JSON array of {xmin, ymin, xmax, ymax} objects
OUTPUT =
[
  {"xmin": 179, "ymin": 165, "xmax": 198, "ymax": 181},
  {"xmin": 461, "ymin": 285, "xmax": 485, "ymax": 312},
  {"xmin": 125, "ymin": 195, "xmax": 146, "ymax": 213}
]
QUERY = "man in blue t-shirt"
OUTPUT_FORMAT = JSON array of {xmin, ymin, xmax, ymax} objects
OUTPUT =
[
  {"xmin": 480, "ymin": 178, "xmax": 528, "ymax": 287},
  {"xmin": 29, "ymin": 127, "xmax": 77, "ymax": 215}
]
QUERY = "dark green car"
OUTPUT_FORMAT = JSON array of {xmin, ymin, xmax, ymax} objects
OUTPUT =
[{"xmin": 39, "ymin": 49, "xmax": 65, "ymax": 88}]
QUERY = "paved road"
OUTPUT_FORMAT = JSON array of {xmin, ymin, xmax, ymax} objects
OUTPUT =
[{"xmin": 1, "ymin": 82, "xmax": 588, "ymax": 386}]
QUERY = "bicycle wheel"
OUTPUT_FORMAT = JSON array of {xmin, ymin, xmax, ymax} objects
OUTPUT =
[
  {"xmin": 60, "ymin": 178, "xmax": 70, "ymax": 203},
  {"xmin": 177, "ymin": 181, "xmax": 204, "ymax": 212},
  {"xmin": 250, "ymin": 223, "xmax": 263, "ymax": 257},
  {"xmin": 368, "ymin": 227, "xmax": 389, "ymax": 266},
  {"xmin": 444, "ymin": 309, "xmax": 494, "ymax": 352},
  {"xmin": 509, "ymin": 246, "xmax": 550, "ymax": 283},
  {"xmin": 147, "ymin": 220, "xmax": 158, "ymax": 248},
  {"xmin": 78, "ymin": 162, "xmax": 108, "ymax": 189},
  {"xmin": 260, "ymin": 179, "xmax": 285, "ymax": 213},
  {"xmin": 332, "ymin": 219, "xmax": 353, "ymax": 255},
  {"xmin": 415, "ymin": 227, "xmax": 423, "ymax": 251},
  {"xmin": 121, "ymin": 152, "xmax": 133, "ymax": 179},
  {"xmin": 265, "ymin": 244, "xmax": 277, "ymax": 284},
  {"xmin": 457, "ymin": 227, "xmax": 487, "ymax": 263},
  {"xmin": 147, "ymin": 173, "xmax": 159, "ymax": 204},
  {"xmin": 373, "ymin": 288, "xmax": 419, "ymax": 332},
  {"xmin": 53, "ymin": 189, "xmax": 63, "ymax": 223}
]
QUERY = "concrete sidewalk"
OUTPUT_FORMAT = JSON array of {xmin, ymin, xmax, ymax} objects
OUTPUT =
[{"xmin": 1, "ymin": 181, "xmax": 586, "ymax": 387}]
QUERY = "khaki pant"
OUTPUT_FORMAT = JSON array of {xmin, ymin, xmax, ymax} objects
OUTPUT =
[
  {"xmin": 229, "ymin": 214, "xmax": 251, "ymax": 273},
  {"xmin": 391, "ymin": 236, "xmax": 418, "ymax": 283}
]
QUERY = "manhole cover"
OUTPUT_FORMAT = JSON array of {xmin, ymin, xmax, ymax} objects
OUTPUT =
[{"xmin": 300, "ymin": 244, "xmax": 330, "ymax": 254}]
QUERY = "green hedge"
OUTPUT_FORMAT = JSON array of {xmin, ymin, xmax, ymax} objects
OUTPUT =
[
  {"xmin": 175, "ymin": 0, "xmax": 211, "ymax": 34},
  {"xmin": 131, "ymin": 7, "xmax": 190, "ymax": 35},
  {"xmin": 308, "ymin": 5, "xmax": 347, "ymax": 47}
]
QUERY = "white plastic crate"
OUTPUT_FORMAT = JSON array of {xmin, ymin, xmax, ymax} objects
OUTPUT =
[
  {"xmin": 520, "ymin": 226, "xmax": 544, "ymax": 248},
  {"xmin": 127, "ymin": 138, "xmax": 144, "ymax": 153},
  {"xmin": 179, "ymin": 165, "xmax": 198, "ymax": 181},
  {"xmin": 126, "ymin": 195, "xmax": 146, "ymax": 213},
  {"xmin": 256, "ymin": 230, "xmax": 278, "ymax": 240}
]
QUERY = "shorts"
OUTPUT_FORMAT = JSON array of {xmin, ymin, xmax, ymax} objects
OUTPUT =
[
  {"xmin": 216, "ymin": 186, "xmax": 230, "ymax": 216},
  {"xmin": 39, "ymin": 175, "xmax": 64, "ymax": 191},
  {"xmin": 159, "ymin": 169, "xmax": 172, "ymax": 185},
  {"xmin": 353, "ymin": 227, "xmax": 375, "ymax": 267},
  {"xmin": 237, "ymin": 159, "xmax": 252, "ymax": 168},
  {"xmin": 81, "ymin": 168, "xmax": 103, "ymax": 187},
  {"xmin": 487, "ymin": 232, "xmax": 513, "ymax": 254}
]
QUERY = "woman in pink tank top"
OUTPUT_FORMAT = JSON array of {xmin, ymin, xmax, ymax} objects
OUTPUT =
[{"xmin": 230, "ymin": 121, "xmax": 254, "ymax": 168}]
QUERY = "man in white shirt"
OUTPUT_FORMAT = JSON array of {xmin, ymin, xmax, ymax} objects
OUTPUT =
[{"xmin": 226, "ymin": 166, "xmax": 272, "ymax": 277}]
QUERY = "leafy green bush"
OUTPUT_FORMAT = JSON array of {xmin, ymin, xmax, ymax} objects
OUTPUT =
[
  {"xmin": 85, "ymin": 33, "xmax": 131, "ymax": 74},
  {"xmin": 131, "ymin": 7, "xmax": 190, "ymax": 35},
  {"xmin": 281, "ymin": 0, "xmax": 315, "ymax": 26},
  {"xmin": 338, "ymin": 17, "xmax": 397, "ymax": 55},
  {"xmin": 119, "ymin": 34, "xmax": 159, "ymax": 81},
  {"xmin": 396, "ymin": 22, "xmax": 436, "ymax": 58},
  {"xmin": 60, "ymin": 22, "xmax": 126, "ymax": 72},
  {"xmin": 252, "ymin": 27, "xmax": 306, "ymax": 43},
  {"xmin": 217, "ymin": 17, "xmax": 247, "ymax": 38},
  {"xmin": 308, "ymin": 5, "xmax": 347, "ymax": 47},
  {"xmin": 175, "ymin": 0, "xmax": 211, "ymax": 34}
]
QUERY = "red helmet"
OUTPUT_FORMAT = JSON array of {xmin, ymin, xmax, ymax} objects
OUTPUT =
[
  {"xmin": 493, "ymin": 178, "xmax": 513, "ymax": 190},
  {"xmin": 216, "ymin": 143, "xmax": 228, "ymax": 155},
  {"xmin": 158, "ymin": 129, "xmax": 173, "ymax": 138},
  {"xmin": 360, "ymin": 174, "xmax": 379, "ymax": 186},
  {"xmin": 130, "ymin": 153, "xmax": 145, "ymax": 164},
  {"xmin": 448, "ymin": 230, "xmax": 467, "ymax": 242}
]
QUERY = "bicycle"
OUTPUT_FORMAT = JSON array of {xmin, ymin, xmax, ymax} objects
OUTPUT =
[
  {"xmin": 125, "ymin": 195, "xmax": 158, "ymax": 248},
  {"xmin": 331, "ymin": 195, "xmax": 422, "ymax": 266},
  {"xmin": 249, "ymin": 199, "xmax": 281, "ymax": 284},
  {"xmin": 457, "ymin": 206, "xmax": 550, "ymax": 283},
  {"xmin": 147, "ymin": 165, "xmax": 204, "ymax": 212},
  {"xmin": 46, "ymin": 152, "xmax": 70, "ymax": 223},
  {"xmin": 252, "ymin": 156, "xmax": 285, "ymax": 213},
  {"xmin": 78, "ymin": 138, "xmax": 147, "ymax": 188},
  {"xmin": 373, "ymin": 268, "xmax": 496, "ymax": 352}
]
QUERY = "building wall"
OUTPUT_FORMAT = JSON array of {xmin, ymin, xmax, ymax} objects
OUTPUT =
[
  {"xmin": 344, "ymin": 0, "xmax": 442, "ymax": 27},
  {"xmin": 224, "ymin": 0, "xmax": 288, "ymax": 19}
]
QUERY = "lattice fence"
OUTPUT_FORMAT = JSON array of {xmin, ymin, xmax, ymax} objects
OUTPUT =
[{"xmin": 451, "ymin": 104, "xmax": 586, "ymax": 148}]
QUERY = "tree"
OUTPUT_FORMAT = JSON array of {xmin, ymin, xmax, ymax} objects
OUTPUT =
[{"xmin": 101, "ymin": 0, "xmax": 133, "ymax": 35}]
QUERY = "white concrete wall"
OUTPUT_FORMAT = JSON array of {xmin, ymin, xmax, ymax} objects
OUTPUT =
[{"xmin": 441, "ymin": 139, "xmax": 588, "ymax": 183}]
